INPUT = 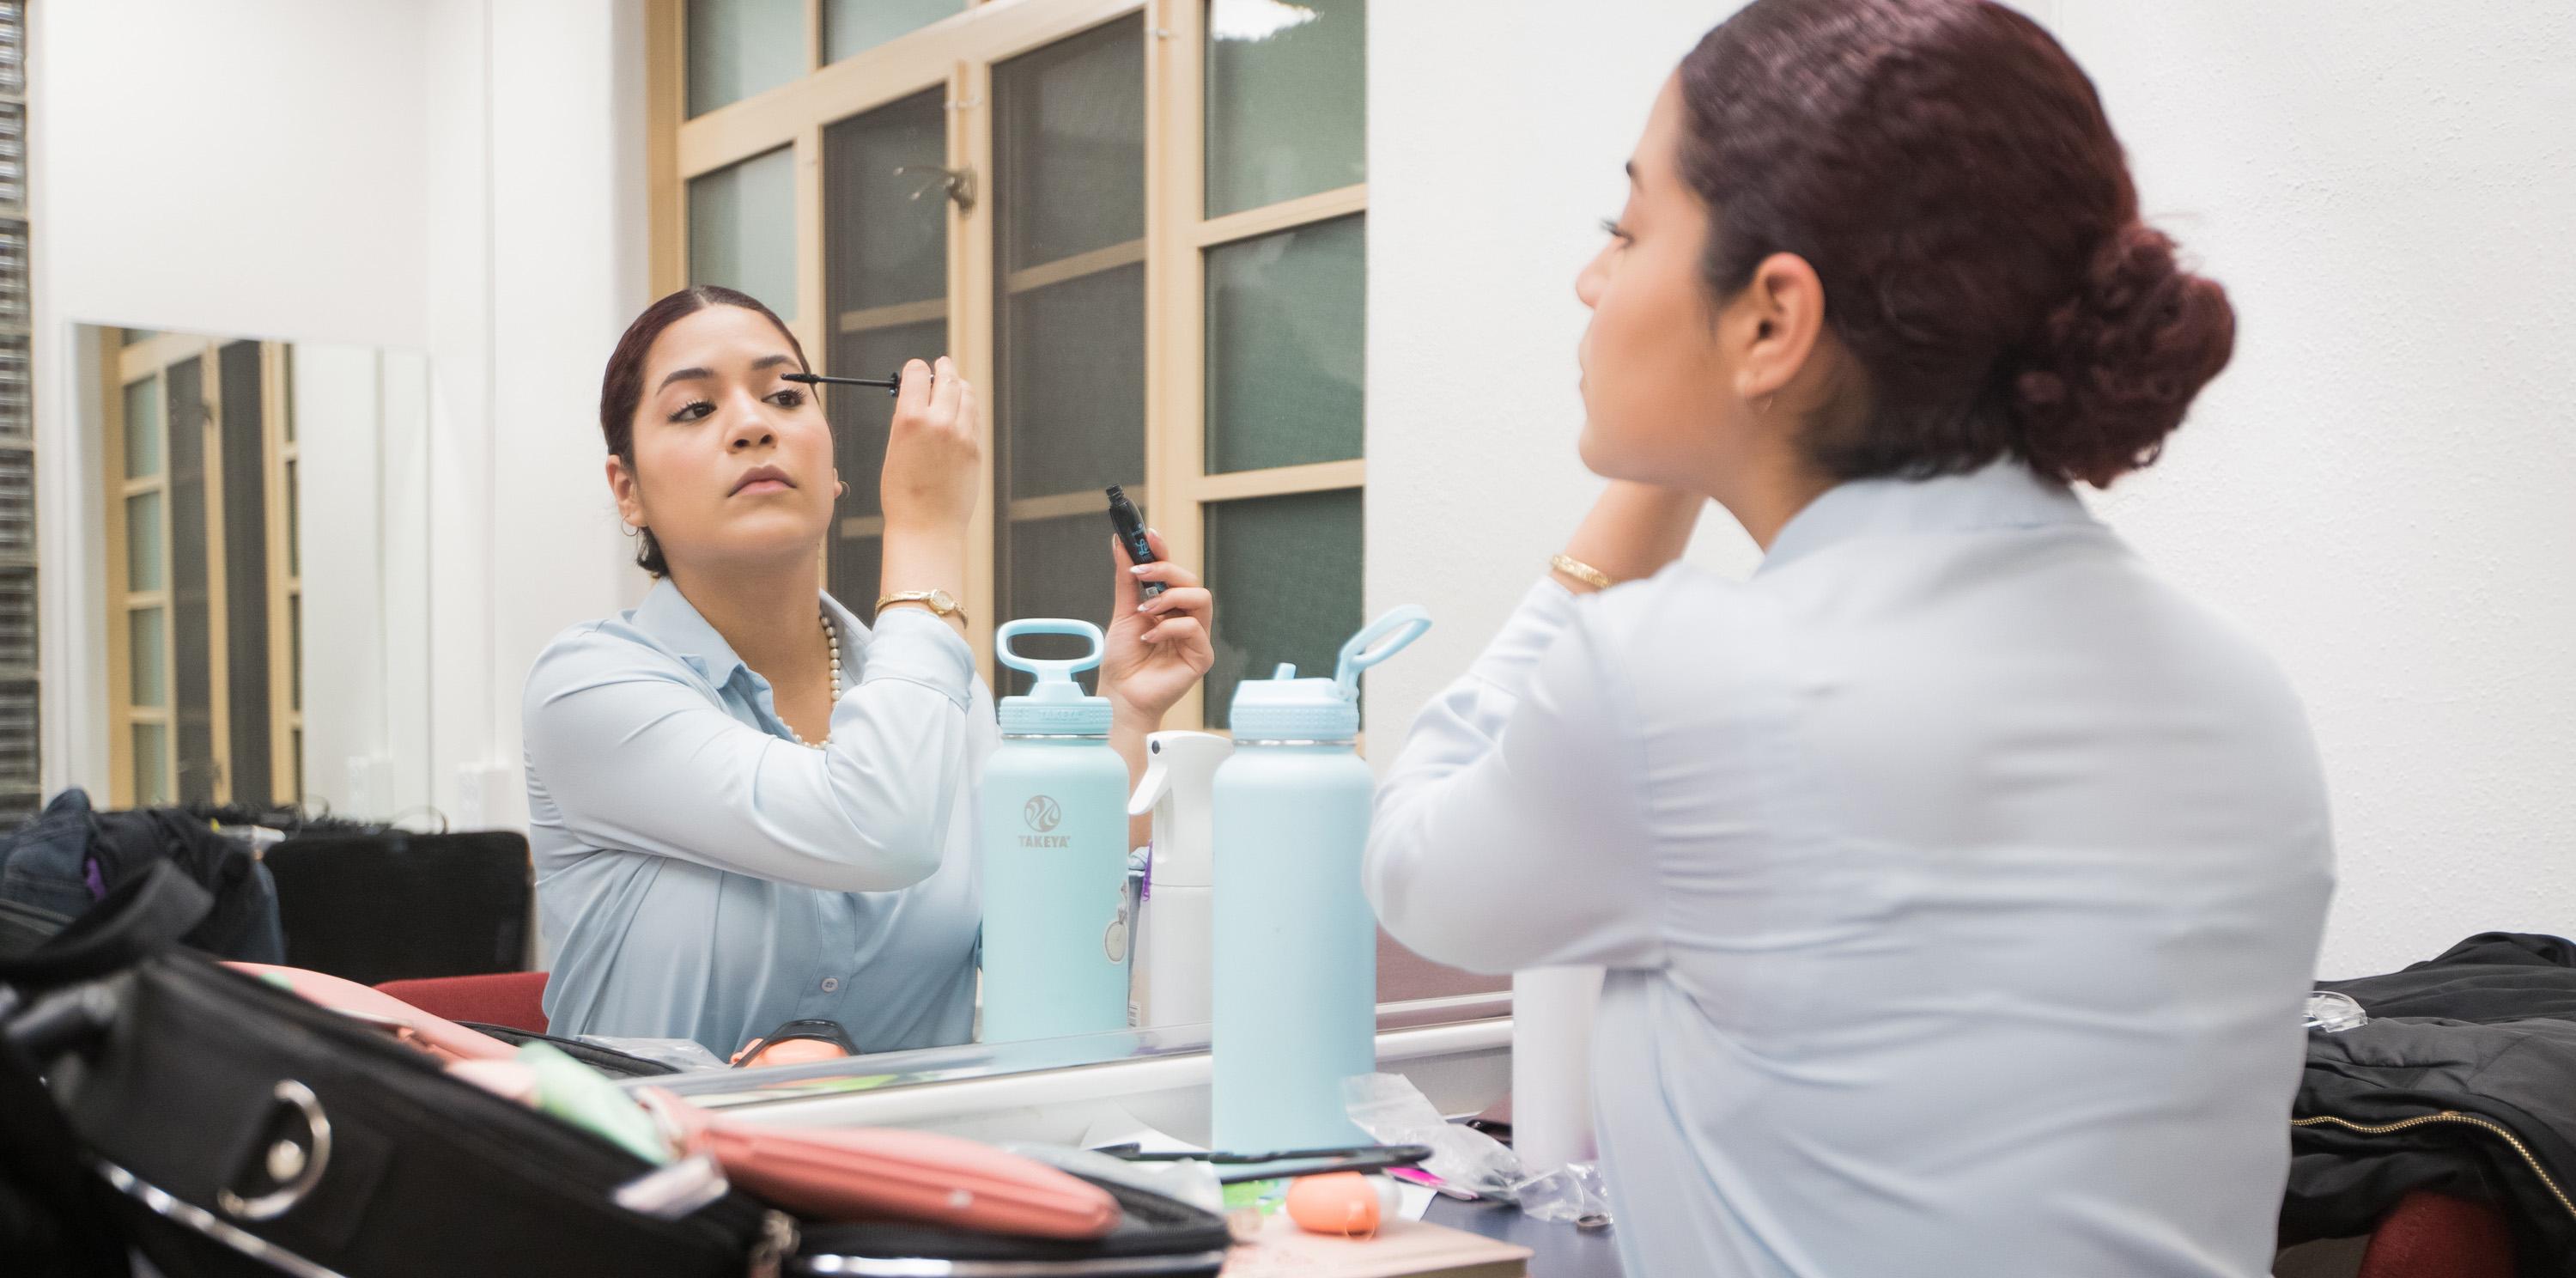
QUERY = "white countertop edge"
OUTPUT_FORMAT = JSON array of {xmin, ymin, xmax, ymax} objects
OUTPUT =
[{"xmin": 720, "ymin": 1016, "xmax": 1515, "ymax": 1131}]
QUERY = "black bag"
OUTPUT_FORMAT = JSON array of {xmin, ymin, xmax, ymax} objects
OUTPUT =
[
  {"xmin": 7, "ymin": 868, "xmax": 1236, "ymax": 1278},
  {"xmin": 2, "ymin": 865, "xmax": 235, "ymax": 1276},
  {"xmin": 265, "ymin": 831, "xmax": 532, "ymax": 984},
  {"xmin": 0, "ymin": 863, "xmax": 795, "ymax": 1278},
  {"xmin": 0, "ymin": 896, "xmax": 72, "ymax": 958},
  {"xmin": 794, "ymin": 1170, "xmax": 1233, "ymax": 1276}
]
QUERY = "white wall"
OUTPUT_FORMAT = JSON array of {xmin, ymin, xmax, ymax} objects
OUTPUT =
[
  {"xmin": 413, "ymin": 0, "xmax": 651, "ymax": 831},
  {"xmin": 29, "ymin": 2, "xmax": 434, "ymax": 352},
  {"xmin": 1367, "ymin": 0, "xmax": 2576, "ymax": 980},
  {"xmin": 31, "ymin": 0, "xmax": 436, "ymax": 808},
  {"xmin": 31, "ymin": 0, "xmax": 645, "ymax": 826}
]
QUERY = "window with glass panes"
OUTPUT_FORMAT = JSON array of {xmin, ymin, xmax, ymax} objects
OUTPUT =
[
  {"xmin": 100, "ymin": 332, "xmax": 304, "ymax": 806},
  {"xmin": 652, "ymin": 0, "xmax": 1364, "ymax": 727}
]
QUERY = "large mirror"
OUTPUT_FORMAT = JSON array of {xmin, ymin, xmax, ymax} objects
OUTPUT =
[
  {"xmin": 18, "ymin": 0, "xmax": 1494, "ymax": 1105},
  {"xmin": 80, "ymin": 326, "xmax": 432, "ymax": 818},
  {"xmin": 633, "ymin": 0, "xmax": 1493, "ymax": 1087}
]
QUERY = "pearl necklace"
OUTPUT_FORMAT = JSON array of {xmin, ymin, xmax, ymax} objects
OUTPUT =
[{"xmin": 786, "ymin": 606, "xmax": 844, "ymax": 749}]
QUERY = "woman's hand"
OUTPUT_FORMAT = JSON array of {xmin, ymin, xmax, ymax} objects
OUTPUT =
[
  {"xmin": 1100, "ymin": 528, "xmax": 1214, "ymax": 726},
  {"xmin": 878, "ymin": 357, "xmax": 979, "ymax": 535},
  {"xmin": 875, "ymin": 358, "xmax": 977, "ymax": 635}
]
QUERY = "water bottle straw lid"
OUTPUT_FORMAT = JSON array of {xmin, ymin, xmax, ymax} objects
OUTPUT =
[{"xmin": 1333, "ymin": 606, "xmax": 1433, "ymax": 702}]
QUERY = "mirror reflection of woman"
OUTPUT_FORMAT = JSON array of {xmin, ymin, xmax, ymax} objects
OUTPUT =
[
  {"xmin": 1365, "ymin": 2, "xmax": 2332, "ymax": 1273},
  {"xmin": 524, "ymin": 286, "xmax": 1212, "ymax": 1058}
]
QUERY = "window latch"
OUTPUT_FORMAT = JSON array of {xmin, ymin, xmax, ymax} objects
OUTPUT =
[{"xmin": 892, "ymin": 165, "xmax": 975, "ymax": 214}]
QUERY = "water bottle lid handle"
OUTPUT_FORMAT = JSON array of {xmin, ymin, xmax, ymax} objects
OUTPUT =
[
  {"xmin": 994, "ymin": 618, "xmax": 1106, "ymax": 689},
  {"xmin": 1334, "ymin": 606, "xmax": 1432, "ymax": 701}
]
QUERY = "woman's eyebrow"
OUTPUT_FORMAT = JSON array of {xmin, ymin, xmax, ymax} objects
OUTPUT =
[
  {"xmin": 653, "ymin": 354, "xmax": 796, "ymax": 394},
  {"xmin": 654, "ymin": 366, "xmax": 712, "ymax": 393}
]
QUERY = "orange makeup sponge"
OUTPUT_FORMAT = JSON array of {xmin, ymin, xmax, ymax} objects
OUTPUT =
[{"xmin": 1285, "ymin": 1172, "xmax": 1400, "ymax": 1239}]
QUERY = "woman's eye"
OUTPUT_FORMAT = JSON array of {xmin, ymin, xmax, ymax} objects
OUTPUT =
[
  {"xmin": 1601, "ymin": 216, "xmax": 1633, "ymax": 244},
  {"xmin": 668, "ymin": 399, "xmax": 715, "ymax": 423},
  {"xmin": 768, "ymin": 388, "xmax": 806, "ymax": 410}
]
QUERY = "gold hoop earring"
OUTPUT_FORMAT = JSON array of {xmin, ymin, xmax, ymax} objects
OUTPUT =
[{"xmin": 1758, "ymin": 394, "xmax": 1778, "ymax": 417}]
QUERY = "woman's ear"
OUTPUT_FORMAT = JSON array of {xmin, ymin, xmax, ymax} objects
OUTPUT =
[
  {"xmin": 1728, "ymin": 251, "xmax": 1829, "ymax": 405},
  {"xmin": 607, "ymin": 455, "xmax": 647, "ymax": 530}
]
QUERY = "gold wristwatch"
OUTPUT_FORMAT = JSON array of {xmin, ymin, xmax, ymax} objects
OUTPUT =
[{"xmin": 874, "ymin": 588, "xmax": 968, "ymax": 624}]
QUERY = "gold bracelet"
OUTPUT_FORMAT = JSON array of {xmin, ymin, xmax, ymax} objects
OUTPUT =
[{"xmin": 1548, "ymin": 553, "xmax": 1618, "ymax": 590}]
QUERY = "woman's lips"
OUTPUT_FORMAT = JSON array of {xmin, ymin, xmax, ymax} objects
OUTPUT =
[{"xmin": 731, "ymin": 464, "xmax": 796, "ymax": 496}]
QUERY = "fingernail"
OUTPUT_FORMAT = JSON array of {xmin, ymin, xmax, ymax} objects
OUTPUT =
[
  {"xmin": 1137, "ymin": 602, "xmax": 1151, "ymax": 612},
  {"xmin": 1130, "ymin": 565, "xmax": 1149, "ymax": 575}
]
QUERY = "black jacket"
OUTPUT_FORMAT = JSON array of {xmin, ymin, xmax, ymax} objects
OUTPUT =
[
  {"xmin": 0, "ymin": 788, "xmax": 283, "ymax": 963},
  {"xmin": 2285, "ymin": 933, "xmax": 2576, "ymax": 1277}
]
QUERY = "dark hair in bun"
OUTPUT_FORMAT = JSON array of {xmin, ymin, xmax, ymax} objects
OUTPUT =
[{"xmin": 1676, "ymin": 0, "xmax": 2234, "ymax": 487}]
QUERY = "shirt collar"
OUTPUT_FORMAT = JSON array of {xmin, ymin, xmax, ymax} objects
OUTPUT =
[
  {"xmin": 1758, "ymin": 459, "xmax": 2096, "ymax": 575},
  {"xmin": 628, "ymin": 577, "xmax": 875, "ymax": 691}
]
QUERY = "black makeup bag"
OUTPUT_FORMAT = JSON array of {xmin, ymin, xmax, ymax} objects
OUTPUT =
[
  {"xmin": 792, "ymin": 1170, "xmax": 1234, "ymax": 1277},
  {"xmin": 0, "ymin": 863, "xmax": 795, "ymax": 1278}
]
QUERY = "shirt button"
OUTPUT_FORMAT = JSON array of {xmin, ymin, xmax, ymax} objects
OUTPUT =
[{"xmin": 820, "ymin": 977, "xmax": 841, "ymax": 993}]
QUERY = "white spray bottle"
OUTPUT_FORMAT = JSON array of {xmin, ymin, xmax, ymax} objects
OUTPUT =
[{"xmin": 1127, "ymin": 730, "xmax": 1233, "ymax": 1027}]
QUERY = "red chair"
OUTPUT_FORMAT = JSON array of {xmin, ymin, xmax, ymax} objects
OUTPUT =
[
  {"xmin": 2357, "ymin": 1191, "xmax": 2515, "ymax": 1278},
  {"xmin": 374, "ymin": 971, "xmax": 551, "ymax": 1035}
]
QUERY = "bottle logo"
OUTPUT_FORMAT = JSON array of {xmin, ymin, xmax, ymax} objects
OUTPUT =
[{"xmin": 1024, "ymin": 795, "xmax": 1062, "ymax": 833}]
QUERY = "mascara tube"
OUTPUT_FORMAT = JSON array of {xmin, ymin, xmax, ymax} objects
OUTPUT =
[{"xmin": 1105, "ymin": 486, "xmax": 1165, "ymax": 600}]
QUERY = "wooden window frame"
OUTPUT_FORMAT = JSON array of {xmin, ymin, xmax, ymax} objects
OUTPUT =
[
  {"xmin": 266, "ymin": 343, "xmax": 301, "ymax": 800},
  {"xmin": 649, "ymin": 0, "xmax": 1366, "ymax": 731},
  {"xmin": 98, "ymin": 330, "xmax": 301, "ymax": 806}
]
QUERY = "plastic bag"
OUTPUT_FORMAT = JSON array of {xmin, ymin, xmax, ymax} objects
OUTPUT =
[
  {"xmin": 2304, "ymin": 991, "xmax": 2367, "ymax": 1033},
  {"xmin": 1514, "ymin": 1159, "xmax": 1613, "ymax": 1226},
  {"xmin": 1341, "ymin": 1072, "xmax": 1613, "ymax": 1226},
  {"xmin": 1342, "ymin": 1072, "xmax": 1525, "ymax": 1199}
]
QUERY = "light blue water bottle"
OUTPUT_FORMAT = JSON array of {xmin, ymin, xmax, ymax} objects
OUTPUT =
[
  {"xmin": 1212, "ymin": 606, "xmax": 1433, "ymax": 1152},
  {"xmin": 981, "ymin": 619, "xmax": 1134, "ymax": 1043}
]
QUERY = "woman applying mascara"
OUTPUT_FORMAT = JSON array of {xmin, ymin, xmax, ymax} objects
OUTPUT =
[{"xmin": 522, "ymin": 286, "xmax": 1214, "ymax": 1057}]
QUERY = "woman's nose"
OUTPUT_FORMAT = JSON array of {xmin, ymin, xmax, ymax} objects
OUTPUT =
[
  {"xmin": 726, "ymin": 411, "xmax": 775, "ymax": 452},
  {"xmin": 1575, "ymin": 246, "xmax": 1609, "ymax": 310}
]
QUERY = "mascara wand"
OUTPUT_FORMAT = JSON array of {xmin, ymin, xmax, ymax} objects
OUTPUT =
[{"xmin": 780, "ymin": 369, "xmax": 927, "ymax": 399}]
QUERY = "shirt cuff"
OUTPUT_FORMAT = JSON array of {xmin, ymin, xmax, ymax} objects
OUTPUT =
[{"xmin": 858, "ymin": 607, "xmax": 976, "ymax": 709}]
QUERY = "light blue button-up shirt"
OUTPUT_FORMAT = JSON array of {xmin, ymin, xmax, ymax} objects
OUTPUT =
[
  {"xmin": 523, "ymin": 580, "xmax": 993, "ymax": 1057},
  {"xmin": 1369, "ymin": 463, "xmax": 2336, "ymax": 1277}
]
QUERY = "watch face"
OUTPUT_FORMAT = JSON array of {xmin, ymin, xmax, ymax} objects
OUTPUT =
[{"xmin": 927, "ymin": 589, "xmax": 956, "ymax": 612}]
